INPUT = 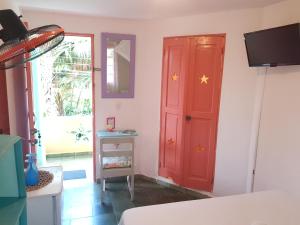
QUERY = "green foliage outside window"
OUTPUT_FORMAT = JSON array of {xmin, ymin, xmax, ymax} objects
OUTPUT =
[{"xmin": 39, "ymin": 36, "xmax": 92, "ymax": 117}]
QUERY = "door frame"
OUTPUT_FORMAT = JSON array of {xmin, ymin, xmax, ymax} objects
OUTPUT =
[
  {"xmin": 66, "ymin": 32, "xmax": 96, "ymax": 181},
  {"xmin": 158, "ymin": 37, "xmax": 189, "ymax": 184},
  {"xmin": 26, "ymin": 32, "xmax": 96, "ymax": 180}
]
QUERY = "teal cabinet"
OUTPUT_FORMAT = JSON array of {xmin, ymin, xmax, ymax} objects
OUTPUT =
[{"xmin": 0, "ymin": 135, "xmax": 27, "ymax": 225}]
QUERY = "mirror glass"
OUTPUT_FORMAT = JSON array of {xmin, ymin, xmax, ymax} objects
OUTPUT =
[
  {"xmin": 106, "ymin": 39, "xmax": 130, "ymax": 94},
  {"xmin": 101, "ymin": 33, "xmax": 135, "ymax": 98}
]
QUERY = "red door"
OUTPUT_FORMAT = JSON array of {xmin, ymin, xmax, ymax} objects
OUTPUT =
[
  {"xmin": 183, "ymin": 35, "xmax": 225, "ymax": 191},
  {"xmin": 159, "ymin": 37, "xmax": 188, "ymax": 183},
  {"xmin": 0, "ymin": 70, "xmax": 10, "ymax": 134}
]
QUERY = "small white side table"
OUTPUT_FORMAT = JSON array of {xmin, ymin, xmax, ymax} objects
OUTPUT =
[
  {"xmin": 27, "ymin": 166, "xmax": 63, "ymax": 225},
  {"xmin": 96, "ymin": 130, "xmax": 137, "ymax": 201}
]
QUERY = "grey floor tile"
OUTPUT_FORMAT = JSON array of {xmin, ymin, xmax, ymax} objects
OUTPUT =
[{"xmin": 93, "ymin": 202, "xmax": 113, "ymax": 215}]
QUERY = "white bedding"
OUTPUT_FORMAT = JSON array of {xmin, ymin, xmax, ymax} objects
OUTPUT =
[{"xmin": 119, "ymin": 191, "xmax": 300, "ymax": 225}]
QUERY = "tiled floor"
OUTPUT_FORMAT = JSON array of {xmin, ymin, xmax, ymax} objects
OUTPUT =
[
  {"xmin": 62, "ymin": 182, "xmax": 117, "ymax": 225},
  {"xmin": 47, "ymin": 155, "xmax": 209, "ymax": 225},
  {"xmin": 62, "ymin": 178, "xmax": 208, "ymax": 225},
  {"xmin": 62, "ymin": 179, "xmax": 210, "ymax": 225},
  {"xmin": 47, "ymin": 154, "xmax": 117, "ymax": 225}
]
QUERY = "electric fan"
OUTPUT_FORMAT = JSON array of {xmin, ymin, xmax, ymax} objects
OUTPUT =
[{"xmin": 0, "ymin": 9, "xmax": 64, "ymax": 70}]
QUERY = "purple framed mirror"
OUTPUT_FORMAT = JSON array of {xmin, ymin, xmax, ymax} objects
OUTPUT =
[{"xmin": 101, "ymin": 33, "xmax": 136, "ymax": 98}]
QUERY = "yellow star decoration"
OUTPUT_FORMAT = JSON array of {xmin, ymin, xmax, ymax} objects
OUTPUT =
[
  {"xmin": 200, "ymin": 74, "xmax": 209, "ymax": 84},
  {"xmin": 171, "ymin": 73, "xmax": 178, "ymax": 81},
  {"xmin": 194, "ymin": 145, "xmax": 206, "ymax": 152}
]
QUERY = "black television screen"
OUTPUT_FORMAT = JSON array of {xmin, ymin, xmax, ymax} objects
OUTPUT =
[{"xmin": 244, "ymin": 23, "xmax": 300, "ymax": 67}]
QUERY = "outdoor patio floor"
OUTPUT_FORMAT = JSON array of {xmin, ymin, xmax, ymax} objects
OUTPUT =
[{"xmin": 46, "ymin": 153, "xmax": 93, "ymax": 181}]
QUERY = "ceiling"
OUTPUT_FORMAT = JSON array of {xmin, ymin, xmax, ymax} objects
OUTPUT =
[{"xmin": 16, "ymin": 0, "xmax": 283, "ymax": 19}]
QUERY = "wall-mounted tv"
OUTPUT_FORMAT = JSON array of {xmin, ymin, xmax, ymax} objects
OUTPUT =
[{"xmin": 244, "ymin": 23, "xmax": 300, "ymax": 67}]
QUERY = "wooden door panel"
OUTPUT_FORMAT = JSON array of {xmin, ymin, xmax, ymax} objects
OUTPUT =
[
  {"xmin": 163, "ymin": 113, "xmax": 179, "ymax": 171},
  {"xmin": 160, "ymin": 111, "xmax": 184, "ymax": 181},
  {"xmin": 159, "ymin": 37, "xmax": 188, "ymax": 182},
  {"xmin": 166, "ymin": 45, "xmax": 183, "ymax": 109},
  {"xmin": 191, "ymin": 44, "xmax": 218, "ymax": 113},
  {"xmin": 185, "ymin": 118, "xmax": 213, "ymax": 187},
  {"xmin": 183, "ymin": 35, "xmax": 225, "ymax": 192}
]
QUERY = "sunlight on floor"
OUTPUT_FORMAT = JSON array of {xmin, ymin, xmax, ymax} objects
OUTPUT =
[{"xmin": 46, "ymin": 154, "xmax": 93, "ymax": 188}]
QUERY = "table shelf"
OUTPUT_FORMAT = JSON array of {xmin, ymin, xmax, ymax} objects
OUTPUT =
[{"xmin": 101, "ymin": 149, "xmax": 133, "ymax": 157}]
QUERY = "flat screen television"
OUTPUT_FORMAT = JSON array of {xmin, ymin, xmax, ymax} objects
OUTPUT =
[{"xmin": 244, "ymin": 23, "xmax": 300, "ymax": 67}]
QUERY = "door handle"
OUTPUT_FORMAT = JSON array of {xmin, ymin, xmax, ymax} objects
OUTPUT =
[{"xmin": 185, "ymin": 115, "xmax": 192, "ymax": 121}]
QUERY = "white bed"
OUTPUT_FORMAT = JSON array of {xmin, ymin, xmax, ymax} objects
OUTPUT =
[{"xmin": 119, "ymin": 191, "xmax": 300, "ymax": 225}]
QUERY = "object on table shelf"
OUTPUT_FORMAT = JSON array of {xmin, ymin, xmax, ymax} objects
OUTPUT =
[
  {"xmin": 26, "ymin": 170, "xmax": 54, "ymax": 192},
  {"xmin": 106, "ymin": 117, "xmax": 115, "ymax": 131},
  {"xmin": 103, "ymin": 156, "xmax": 132, "ymax": 169},
  {"xmin": 121, "ymin": 129, "xmax": 136, "ymax": 135},
  {"xmin": 25, "ymin": 153, "xmax": 39, "ymax": 186}
]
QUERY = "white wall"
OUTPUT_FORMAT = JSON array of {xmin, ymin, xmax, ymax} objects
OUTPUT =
[
  {"xmin": 22, "ymin": 7, "xmax": 263, "ymax": 196},
  {"xmin": 21, "ymin": 10, "xmax": 145, "ymax": 176},
  {"xmin": 254, "ymin": 0, "xmax": 300, "ymax": 198},
  {"xmin": 138, "ymin": 9, "xmax": 263, "ymax": 196},
  {"xmin": 10, "ymin": 0, "xmax": 300, "ymax": 197},
  {"xmin": 0, "ymin": 0, "xmax": 19, "ymax": 13}
]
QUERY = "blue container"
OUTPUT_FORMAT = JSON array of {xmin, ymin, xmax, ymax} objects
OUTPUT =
[{"xmin": 25, "ymin": 153, "xmax": 39, "ymax": 186}]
